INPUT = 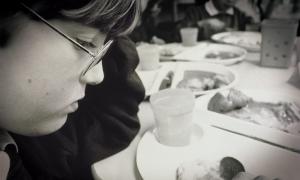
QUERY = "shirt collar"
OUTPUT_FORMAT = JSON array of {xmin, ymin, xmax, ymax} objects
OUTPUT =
[
  {"xmin": 205, "ymin": 0, "xmax": 234, "ymax": 16},
  {"xmin": 0, "ymin": 129, "xmax": 18, "ymax": 152}
]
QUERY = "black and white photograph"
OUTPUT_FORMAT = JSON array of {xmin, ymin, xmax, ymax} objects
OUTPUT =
[{"xmin": 0, "ymin": 0, "xmax": 300, "ymax": 180}]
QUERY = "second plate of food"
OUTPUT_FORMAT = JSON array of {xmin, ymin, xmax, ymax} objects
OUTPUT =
[
  {"xmin": 211, "ymin": 31, "xmax": 261, "ymax": 52},
  {"xmin": 173, "ymin": 42, "xmax": 247, "ymax": 65},
  {"xmin": 169, "ymin": 62, "xmax": 238, "ymax": 96},
  {"xmin": 137, "ymin": 62, "xmax": 238, "ymax": 97},
  {"xmin": 195, "ymin": 88, "xmax": 300, "ymax": 151}
]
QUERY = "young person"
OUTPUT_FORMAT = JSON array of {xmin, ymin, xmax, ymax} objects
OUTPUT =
[
  {"xmin": 130, "ymin": 0, "xmax": 166, "ymax": 44},
  {"xmin": 179, "ymin": 0, "xmax": 254, "ymax": 40},
  {"xmin": 0, "ymin": 0, "xmax": 144, "ymax": 179}
]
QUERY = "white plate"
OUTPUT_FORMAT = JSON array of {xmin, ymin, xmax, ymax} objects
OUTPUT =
[
  {"xmin": 211, "ymin": 31, "xmax": 262, "ymax": 52},
  {"xmin": 137, "ymin": 42, "xmax": 187, "ymax": 61},
  {"xmin": 195, "ymin": 89, "xmax": 300, "ymax": 151},
  {"xmin": 158, "ymin": 43, "xmax": 188, "ymax": 61},
  {"xmin": 136, "ymin": 119, "xmax": 300, "ymax": 180},
  {"xmin": 173, "ymin": 42, "xmax": 247, "ymax": 65},
  {"xmin": 137, "ymin": 62, "xmax": 238, "ymax": 97},
  {"xmin": 170, "ymin": 62, "xmax": 238, "ymax": 96},
  {"xmin": 136, "ymin": 63, "xmax": 177, "ymax": 96}
]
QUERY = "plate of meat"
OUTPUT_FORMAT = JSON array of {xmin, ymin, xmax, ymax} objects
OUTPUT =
[
  {"xmin": 136, "ymin": 120, "xmax": 300, "ymax": 180},
  {"xmin": 195, "ymin": 88, "xmax": 300, "ymax": 152}
]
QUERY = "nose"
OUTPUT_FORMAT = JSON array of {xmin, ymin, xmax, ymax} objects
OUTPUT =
[{"xmin": 80, "ymin": 62, "xmax": 104, "ymax": 85}]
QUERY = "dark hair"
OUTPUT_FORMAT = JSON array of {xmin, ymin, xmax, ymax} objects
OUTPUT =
[{"xmin": 1, "ymin": 0, "xmax": 140, "ymax": 37}]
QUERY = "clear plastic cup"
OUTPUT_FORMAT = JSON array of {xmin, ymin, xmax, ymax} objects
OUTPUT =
[
  {"xmin": 260, "ymin": 19, "xmax": 299, "ymax": 68},
  {"xmin": 180, "ymin": 27, "xmax": 198, "ymax": 46},
  {"xmin": 137, "ymin": 45, "xmax": 160, "ymax": 70},
  {"xmin": 150, "ymin": 88, "xmax": 195, "ymax": 146}
]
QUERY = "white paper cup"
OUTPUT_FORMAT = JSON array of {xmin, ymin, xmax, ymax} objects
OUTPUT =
[
  {"xmin": 137, "ymin": 45, "xmax": 160, "ymax": 70},
  {"xmin": 150, "ymin": 88, "xmax": 195, "ymax": 146},
  {"xmin": 180, "ymin": 28, "xmax": 198, "ymax": 46}
]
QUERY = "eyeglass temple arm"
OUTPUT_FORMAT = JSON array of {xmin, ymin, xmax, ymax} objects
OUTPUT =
[
  {"xmin": 20, "ymin": 3, "xmax": 95, "ymax": 57},
  {"xmin": 81, "ymin": 39, "xmax": 114, "ymax": 75}
]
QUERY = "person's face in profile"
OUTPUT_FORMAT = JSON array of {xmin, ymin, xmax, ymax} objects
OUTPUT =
[
  {"xmin": 212, "ymin": 0, "xmax": 238, "ymax": 11},
  {"xmin": 0, "ymin": 13, "xmax": 107, "ymax": 136}
]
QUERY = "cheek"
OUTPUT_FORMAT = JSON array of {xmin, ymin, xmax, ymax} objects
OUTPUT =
[
  {"xmin": 0, "ymin": 37, "xmax": 83, "ymax": 121},
  {"xmin": 0, "ymin": 20, "xmax": 88, "ymax": 135},
  {"xmin": 0, "ymin": 72, "xmax": 70, "ymax": 135},
  {"xmin": 14, "ymin": 32, "xmax": 84, "ymax": 89}
]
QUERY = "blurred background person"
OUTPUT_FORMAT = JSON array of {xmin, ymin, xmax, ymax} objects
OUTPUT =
[
  {"xmin": 130, "ymin": 0, "xmax": 166, "ymax": 44},
  {"xmin": 178, "ymin": 0, "xmax": 255, "ymax": 40}
]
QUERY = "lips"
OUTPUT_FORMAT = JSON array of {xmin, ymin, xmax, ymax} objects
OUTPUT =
[
  {"xmin": 68, "ymin": 101, "xmax": 79, "ymax": 112},
  {"xmin": 66, "ymin": 93, "xmax": 85, "ymax": 113}
]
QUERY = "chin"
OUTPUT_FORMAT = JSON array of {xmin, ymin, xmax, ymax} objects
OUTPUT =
[{"xmin": 24, "ymin": 115, "xmax": 68, "ymax": 137}]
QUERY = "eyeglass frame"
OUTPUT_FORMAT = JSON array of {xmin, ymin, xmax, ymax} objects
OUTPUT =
[{"xmin": 20, "ymin": 3, "xmax": 114, "ymax": 76}]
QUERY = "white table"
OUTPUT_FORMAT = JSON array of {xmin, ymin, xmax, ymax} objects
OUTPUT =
[{"xmin": 91, "ymin": 51, "xmax": 300, "ymax": 180}]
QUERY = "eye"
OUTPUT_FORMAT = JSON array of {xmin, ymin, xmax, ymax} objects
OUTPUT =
[{"xmin": 75, "ymin": 38, "xmax": 96, "ymax": 49}]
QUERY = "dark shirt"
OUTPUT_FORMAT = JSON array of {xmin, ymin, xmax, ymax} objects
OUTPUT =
[
  {"xmin": 5, "ymin": 144, "xmax": 32, "ymax": 180},
  {"xmin": 10, "ymin": 36, "xmax": 145, "ymax": 180},
  {"xmin": 0, "ymin": 130, "xmax": 32, "ymax": 180}
]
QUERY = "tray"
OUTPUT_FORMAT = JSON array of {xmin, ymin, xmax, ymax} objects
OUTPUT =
[
  {"xmin": 211, "ymin": 31, "xmax": 262, "ymax": 52},
  {"xmin": 195, "ymin": 89, "xmax": 300, "ymax": 152},
  {"xmin": 173, "ymin": 42, "xmax": 247, "ymax": 65},
  {"xmin": 136, "ymin": 116, "xmax": 300, "ymax": 180},
  {"xmin": 137, "ymin": 62, "xmax": 238, "ymax": 97}
]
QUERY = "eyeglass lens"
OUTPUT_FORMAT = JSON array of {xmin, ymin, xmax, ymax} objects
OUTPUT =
[
  {"xmin": 20, "ymin": 3, "xmax": 114, "ymax": 77},
  {"xmin": 82, "ymin": 40, "xmax": 113, "ymax": 76}
]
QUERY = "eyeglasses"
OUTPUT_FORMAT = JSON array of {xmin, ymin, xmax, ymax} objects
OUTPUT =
[{"xmin": 20, "ymin": 3, "xmax": 114, "ymax": 76}]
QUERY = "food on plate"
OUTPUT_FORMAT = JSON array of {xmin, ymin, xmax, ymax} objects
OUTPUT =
[
  {"xmin": 218, "ymin": 32, "xmax": 261, "ymax": 50},
  {"xmin": 220, "ymin": 157, "xmax": 245, "ymax": 180},
  {"xmin": 232, "ymin": 172, "xmax": 255, "ymax": 180},
  {"xmin": 176, "ymin": 159, "xmax": 222, "ymax": 180},
  {"xmin": 208, "ymin": 89, "xmax": 300, "ymax": 134},
  {"xmin": 224, "ymin": 37, "xmax": 260, "ymax": 49},
  {"xmin": 205, "ymin": 51, "xmax": 241, "ymax": 60},
  {"xmin": 160, "ymin": 48, "xmax": 176, "ymax": 56},
  {"xmin": 176, "ymin": 156, "xmax": 278, "ymax": 180},
  {"xmin": 159, "ymin": 44, "xmax": 184, "ymax": 57},
  {"xmin": 159, "ymin": 71, "xmax": 174, "ymax": 90},
  {"xmin": 253, "ymin": 175, "xmax": 273, "ymax": 180},
  {"xmin": 208, "ymin": 93, "xmax": 234, "ymax": 112},
  {"xmin": 177, "ymin": 71, "xmax": 231, "ymax": 92},
  {"xmin": 227, "ymin": 89, "xmax": 251, "ymax": 108},
  {"xmin": 176, "ymin": 157, "xmax": 245, "ymax": 180},
  {"xmin": 208, "ymin": 89, "xmax": 251, "ymax": 113}
]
